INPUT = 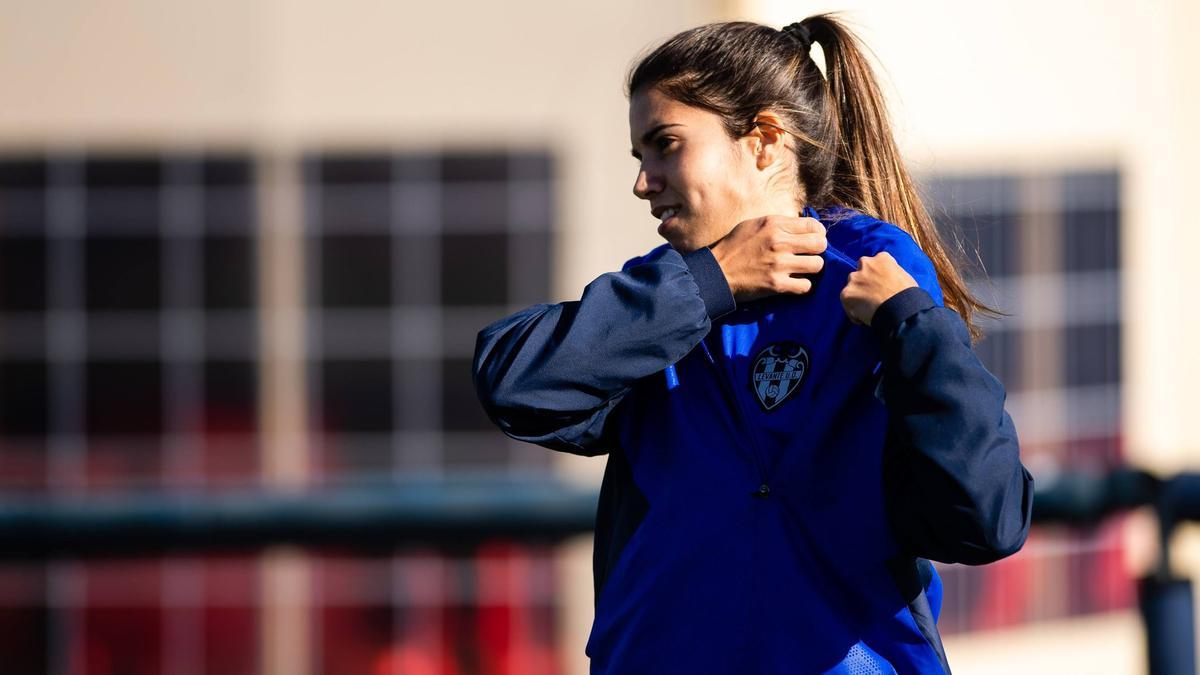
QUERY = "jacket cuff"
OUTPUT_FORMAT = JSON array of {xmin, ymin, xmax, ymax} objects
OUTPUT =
[
  {"xmin": 871, "ymin": 286, "xmax": 936, "ymax": 341},
  {"xmin": 681, "ymin": 247, "xmax": 736, "ymax": 320}
]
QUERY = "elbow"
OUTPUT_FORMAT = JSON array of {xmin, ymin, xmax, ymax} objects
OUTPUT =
[
  {"xmin": 472, "ymin": 365, "xmax": 527, "ymax": 434},
  {"xmin": 472, "ymin": 330, "xmax": 521, "ymax": 416},
  {"xmin": 901, "ymin": 466, "xmax": 1036, "ymax": 566},
  {"xmin": 966, "ymin": 516, "xmax": 1031, "ymax": 565},
  {"xmin": 472, "ymin": 360, "xmax": 545, "ymax": 432},
  {"xmin": 953, "ymin": 466, "xmax": 1036, "ymax": 566},
  {"xmin": 472, "ymin": 369, "xmax": 507, "ymax": 418},
  {"xmin": 923, "ymin": 514, "xmax": 1030, "ymax": 566},
  {"xmin": 996, "ymin": 474, "xmax": 1035, "ymax": 557},
  {"xmin": 471, "ymin": 342, "xmax": 605, "ymax": 456}
]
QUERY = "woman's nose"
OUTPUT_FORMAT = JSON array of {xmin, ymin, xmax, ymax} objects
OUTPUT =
[{"xmin": 632, "ymin": 167, "xmax": 661, "ymax": 199}]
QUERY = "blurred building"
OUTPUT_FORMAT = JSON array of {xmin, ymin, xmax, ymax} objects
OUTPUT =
[{"xmin": 0, "ymin": 0, "xmax": 1196, "ymax": 674}]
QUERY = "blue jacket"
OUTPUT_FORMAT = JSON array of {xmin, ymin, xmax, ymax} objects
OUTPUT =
[{"xmin": 473, "ymin": 206, "xmax": 1034, "ymax": 674}]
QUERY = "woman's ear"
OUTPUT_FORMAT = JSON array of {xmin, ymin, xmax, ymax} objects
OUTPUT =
[{"xmin": 748, "ymin": 111, "xmax": 792, "ymax": 171}]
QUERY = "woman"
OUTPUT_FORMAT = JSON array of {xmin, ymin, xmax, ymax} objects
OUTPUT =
[{"xmin": 474, "ymin": 15, "xmax": 1032, "ymax": 674}]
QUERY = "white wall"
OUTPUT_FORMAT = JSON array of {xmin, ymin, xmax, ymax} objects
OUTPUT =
[
  {"xmin": 0, "ymin": 0, "xmax": 701, "ymax": 287},
  {"xmin": 749, "ymin": 0, "xmax": 1149, "ymax": 159}
]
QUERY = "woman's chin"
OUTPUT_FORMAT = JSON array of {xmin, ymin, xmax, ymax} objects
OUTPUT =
[{"xmin": 657, "ymin": 218, "xmax": 691, "ymax": 249}]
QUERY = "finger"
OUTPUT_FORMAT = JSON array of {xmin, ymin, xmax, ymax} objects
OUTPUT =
[
  {"xmin": 776, "ymin": 276, "xmax": 814, "ymax": 295},
  {"xmin": 784, "ymin": 232, "xmax": 826, "ymax": 255},
  {"xmin": 838, "ymin": 291, "xmax": 867, "ymax": 322},
  {"xmin": 859, "ymin": 251, "xmax": 897, "ymax": 271},
  {"xmin": 777, "ymin": 216, "xmax": 823, "ymax": 236},
  {"xmin": 781, "ymin": 253, "xmax": 824, "ymax": 275},
  {"xmin": 840, "ymin": 283, "xmax": 864, "ymax": 306}
]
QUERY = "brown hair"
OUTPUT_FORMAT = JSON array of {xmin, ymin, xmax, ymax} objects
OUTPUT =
[{"xmin": 626, "ymin": 14, "xmax": 994, "ymax": 340}]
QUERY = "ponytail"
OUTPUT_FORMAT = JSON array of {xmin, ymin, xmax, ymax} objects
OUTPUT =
[
  {"xmin": 802, "ymin": 14, "xmax": 995, "ymax": 340},
  {"xmin": 627, "ymin": 16, "xmax": 996, "ymax": 340}
]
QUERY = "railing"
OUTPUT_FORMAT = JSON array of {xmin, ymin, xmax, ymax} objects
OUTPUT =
[
  {"xmin": 0, "ymin": 475, "xmax": 597, "ymax": 558},
  {"xmin": 1, "ymin": 469, "xmax": 1198, "ymax": 674}
]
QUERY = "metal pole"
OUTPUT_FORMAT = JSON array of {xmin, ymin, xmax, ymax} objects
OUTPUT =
[{"xmin": 1140, "ymin": 576, "xmax": 1196, "ymax": 675}]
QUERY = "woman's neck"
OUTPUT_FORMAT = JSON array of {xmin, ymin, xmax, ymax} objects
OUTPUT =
[{"xmin": 750, "ymin": 195, "xmax": 806, "ymax": 218}]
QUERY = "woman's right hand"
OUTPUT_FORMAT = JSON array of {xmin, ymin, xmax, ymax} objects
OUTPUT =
[{"xmin": 708, "ymin": 215, "xmax": 827, "ymax": 303}]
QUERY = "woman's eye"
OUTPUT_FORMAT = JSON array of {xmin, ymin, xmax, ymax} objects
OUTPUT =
[{"xmin": 656, "ymin": 137, "xmax": 675, "ymax": 152}]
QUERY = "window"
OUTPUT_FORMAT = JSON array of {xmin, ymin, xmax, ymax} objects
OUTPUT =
[
  {"xmin": 0, "ymin": 154, "xmax": 262, "ymax": 671},
  {"xmin": 0, "ymin": 149, "xmax": 562, "ymax": 672},
  {"xmin": 304, "ymin": 150, "xmax": 561, "ymax": 669},
  {"xmin": 925, "ymin": 169, "xmax": 1128, "ymax": 633},
  {"xmin": 304, "ymin": 151, "xmax": 555, "ymax": 475}
]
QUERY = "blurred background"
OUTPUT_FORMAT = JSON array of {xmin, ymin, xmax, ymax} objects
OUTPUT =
[{"xmin": 0, "ymin": 0, "xmax": 1196, "ymax": 673}]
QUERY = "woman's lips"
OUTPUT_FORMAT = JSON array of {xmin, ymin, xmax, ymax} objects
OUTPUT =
[
  {"xmin": 656, "ymin": 212, "xmax": 680, "ymax": 237},
  {"xmin": 656, "ymin": 205, "xmax": 681, "ymax": 231}
]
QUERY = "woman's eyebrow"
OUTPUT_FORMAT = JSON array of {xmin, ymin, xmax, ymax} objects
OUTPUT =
[{"xmin": 630, "ymin": 123, "xmax": 684, "ymax": 157}]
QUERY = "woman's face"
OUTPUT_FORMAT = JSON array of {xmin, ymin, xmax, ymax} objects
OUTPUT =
[{"xmin": 629, "ymin": 86, "xmax": 767, "ymax": 253}]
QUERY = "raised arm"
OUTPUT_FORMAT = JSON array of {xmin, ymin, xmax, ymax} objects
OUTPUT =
[
  {"xmin": 871, "ymin": 287, "xmax": 1034, "ymax": 565},
  {"xmin": 842, "ymin": 251, "xmax": 1034, "ymax": 565},
  {"xmin": 472, "ymin": 246, "xmax": 735, "ymax": 456}
]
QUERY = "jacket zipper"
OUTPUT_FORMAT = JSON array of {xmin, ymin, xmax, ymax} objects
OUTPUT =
[{"xmin": 700, "ymin": 328, "xmax": 772, "ymax": 499}]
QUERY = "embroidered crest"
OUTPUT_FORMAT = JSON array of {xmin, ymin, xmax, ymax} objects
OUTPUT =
[{"xmin": 750, "ymin": 341, "xmax": 809, "ymax": 412}]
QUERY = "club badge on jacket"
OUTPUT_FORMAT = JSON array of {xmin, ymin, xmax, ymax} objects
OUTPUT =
[{"xmin": 751, "ymin": 341, "xmax": 809, "ymax": 412}]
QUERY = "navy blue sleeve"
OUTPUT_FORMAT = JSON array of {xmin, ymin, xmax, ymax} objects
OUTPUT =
[
  {"xmin": 472, "ymin": 246, "xmax": 735, "ymax": 456},
  {"xmin": 872, "ymin": 287, "xmax": 1035, "ymax": 565}
]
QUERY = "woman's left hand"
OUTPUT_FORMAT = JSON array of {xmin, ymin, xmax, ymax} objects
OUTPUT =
[{"xmin": 840, "ymin": 252, "xmax": 918, "ymax": 325}]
